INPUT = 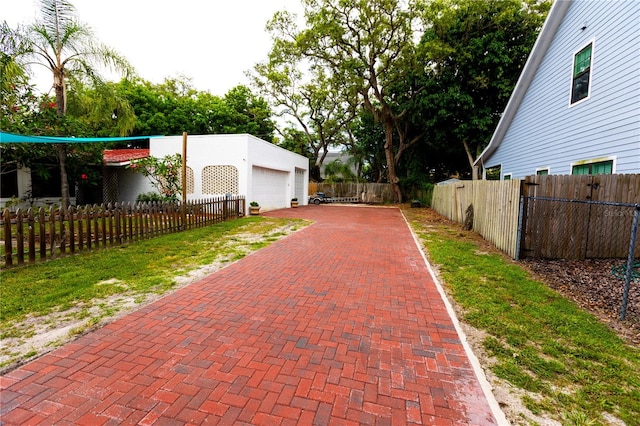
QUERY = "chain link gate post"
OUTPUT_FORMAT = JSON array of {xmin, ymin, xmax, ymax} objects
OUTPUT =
[{"xmin": 620, "ymin": 204, "xmax": 640, "ymax": 320}]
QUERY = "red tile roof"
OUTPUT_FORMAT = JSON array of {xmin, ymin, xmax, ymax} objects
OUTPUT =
[{"xmin": 103, "ymin": 149, "xmax": 149, "ymax": 166}]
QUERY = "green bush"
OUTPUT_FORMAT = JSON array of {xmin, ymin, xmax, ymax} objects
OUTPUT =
[{"xmin": 136, "ymin": 192, "xmax": 165, "ymax": 203}]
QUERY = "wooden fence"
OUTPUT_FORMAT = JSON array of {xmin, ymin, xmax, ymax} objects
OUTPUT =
[
  {"xmin": 309, "ymin": 182, "xmax": 394, "ymax": 203},
  {"xmin": 521, "ymin": 174, "xmax": 640, "ymax": 202},
  {"xmin": 432, "ymin": 174, "xmax": 640, "ymax": 260},
  {"xmin": 1, "ymin": 196, "xmax": 245, "ymax": 268},
  {"xmin": 520, "ymin": 174, "xmax": 640, "ymax": 259},
  {"xmin": 432, "ymin": 179, "xmax": 522, "ymax": 258}
]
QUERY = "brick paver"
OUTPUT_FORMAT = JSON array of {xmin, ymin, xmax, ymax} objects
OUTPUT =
[{"xmin": 1, "ymin": 206, "xmax": 500, "ymax": 425}]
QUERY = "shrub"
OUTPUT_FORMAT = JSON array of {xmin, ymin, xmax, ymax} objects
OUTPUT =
[{"xmin": 136, "ymin": 192, "xmax": 166, "ymax": 203}]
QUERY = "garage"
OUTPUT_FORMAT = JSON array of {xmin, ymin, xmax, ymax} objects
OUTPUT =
[
  {"xmin": 294, "ymin": 168, "xmax": 306, "ymax": 200},
  {"xmin": 105, "ymin": 134, "xmax": 308, "ymax": 212},
  {"xmin": 251, "ymin": 166, "xmax": 289, "ymax": 210}
]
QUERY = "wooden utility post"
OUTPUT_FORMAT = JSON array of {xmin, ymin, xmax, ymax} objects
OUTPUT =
[
  {"xmin": 181, "ymin": 132, "xmax": 187, "ymax": 229},
  {"xmin": 182, "ymin": 132, "xmax": 188, "ymax": 203}
]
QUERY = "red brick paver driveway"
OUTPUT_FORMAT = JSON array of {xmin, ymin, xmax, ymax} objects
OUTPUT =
[{"xmin": 1, "ymin": 206, "xmax": 501, "ymax": 425}]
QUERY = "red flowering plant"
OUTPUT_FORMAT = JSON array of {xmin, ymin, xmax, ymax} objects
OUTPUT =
[{"xmin": 128, "ymin": 154, "xmax": 183, "ymax": 202}]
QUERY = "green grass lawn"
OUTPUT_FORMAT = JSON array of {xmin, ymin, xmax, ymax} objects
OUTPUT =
[
  {"xmin": 0, "ymin": 216, "xmax": 308, "ymax": 368},
  {"xmin": 1, "ymin": 216, "xmax": 308, "ymax": 323},
  {"xmin": 404, "ymin": 207, "xmax": 640, "ymax": 426}
]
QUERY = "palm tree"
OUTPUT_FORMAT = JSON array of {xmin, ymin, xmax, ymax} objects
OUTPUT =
[
  {"xmin": 323, "ymin": 159, "xmax": 357, "ymax": 183},
  {"xmin": 11, "ymin": 0, "xmax": 134, "ymax": 207}
]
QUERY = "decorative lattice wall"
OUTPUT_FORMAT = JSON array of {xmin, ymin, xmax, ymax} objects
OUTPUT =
[
  {"xmin": 103, "ymin": 168, "xmax": 119, "ymax": 204},
  {"xmin": 202, "ymin": 165, "xmax": 239, "ymax": 194},
  {"xmin": 179, "ymin": 166, "xmax": 195, "ymax": 194}
]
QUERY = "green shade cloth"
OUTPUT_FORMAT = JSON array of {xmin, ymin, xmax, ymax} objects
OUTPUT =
[{"xmin": 0, "ymin": 131, "xmax": 162, "ymax": 144}]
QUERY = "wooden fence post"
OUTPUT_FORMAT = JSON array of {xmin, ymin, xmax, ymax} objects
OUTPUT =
[
  {"xmin": 28, "ymin": 208, "xmax": 35, "ymax": 264},
  {"xmin": 4, "ymin": 208, "xmax": 13, "ymax": 267},
  {"xmin": 59, "ymin": 207, "xmax": 66, "ymax": 256},
  {"xmin": 100, "ymin": 203, "xmax": 107, "ymax": 247},
  {"xmin": 85, "ymin": 205, "xmax": 92, "ymax": 250},
  {"xmin": 115, "ymin": 203, "xmax": 121, "ymax": 245},
  {"xmin": 107, "ymin": 203, "xmax": 114, "ymax": 245},
  {"xmin": 39, "ymin": 207, "xmax": 46, "ymax": 259},
  {"xmin": 69, "ymin": 206, "xmax": 75, "ymax": 254},
  {"xmin": 16, "ymin": 209, "xmax": 24, "ymax": 265}
]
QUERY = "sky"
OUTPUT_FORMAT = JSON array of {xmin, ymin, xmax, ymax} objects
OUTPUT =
[{"xmin": 1, "ymin": 0, "xmax": 303, "ymax": 96}]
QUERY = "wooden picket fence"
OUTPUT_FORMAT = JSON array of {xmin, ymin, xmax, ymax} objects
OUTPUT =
[
  {"xmin": 431, "ymin": 174, "xmax": 640, "ymax": 260},
  {"xmin": 1, "ymin": 196, "xmax": 245, "ymax": 268},
  {"xmin": 431, "ymin": 179, "xmax": 522, "ymax": 258}
]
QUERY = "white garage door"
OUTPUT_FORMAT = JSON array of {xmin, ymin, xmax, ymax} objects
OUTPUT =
[
  {"xmin": 252, "ymin": 166, "xmax": 289, "ymax": 210},
  {"xmin": 294, "ymin": 168, "xmax": 306, "ymax": 201}
]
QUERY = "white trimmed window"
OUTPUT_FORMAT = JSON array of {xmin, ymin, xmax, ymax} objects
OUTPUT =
[
  {"xmin": 571, "ymin": 158, "xmax": 614, "ymax": 175},
  {"xmin": 570, "ymin": 42, "xmax": 593, "ymax": 104}
]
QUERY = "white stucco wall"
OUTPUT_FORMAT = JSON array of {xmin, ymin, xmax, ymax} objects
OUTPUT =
[
  {"xmin": 118, "ymin": 168, "xmax": 155, "ymax": 203},
  {"xmin": 151, "ymin": 134, "xmax": 250, "ymax": 200},
  {"xmin": 145, "ymin": 134, "xmax": 309, "ymax": 213}
]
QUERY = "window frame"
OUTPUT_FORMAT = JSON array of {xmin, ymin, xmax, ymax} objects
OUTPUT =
[
  {"xmin": 503, "ymin": 173, "xmax": 512, "ymax": 181},
  {"xmin": 570, "ymin": 157, "xmax": 615, "ymax": 175},
  {"xmin": 484, "ymin": 165, "xmax": 501, "ymax": 180},
  {"xmin": 569, "ymin": 40, "xmax": 595, "ymax": 106},
  {"xmin": 536, "ymin": 168, "xmax": 550, "ymax": 176}
]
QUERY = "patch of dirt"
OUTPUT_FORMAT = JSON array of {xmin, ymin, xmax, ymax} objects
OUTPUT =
[
  {"xmin": 457, "ymin": 321, "xmax": 563, "ymax": 426},
  {"xmin": 0, "ymin": 222, "xmax": 302, "ymax": 374},
  {"xmin": 1, "ymin": 292, "xmax": 149, "ymax": 373}
]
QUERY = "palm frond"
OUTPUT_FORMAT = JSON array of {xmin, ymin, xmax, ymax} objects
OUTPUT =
[{"xmin": 39, "ymin": 0, "xmax": 76, "ymax": 39}]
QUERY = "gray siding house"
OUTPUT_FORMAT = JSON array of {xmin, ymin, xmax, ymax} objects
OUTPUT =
[{"xmin": 476, "ymin": 0, "xmax": 640, "ymax": 179}]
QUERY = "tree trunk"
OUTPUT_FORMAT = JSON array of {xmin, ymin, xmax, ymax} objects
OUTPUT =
[
  {"xmin": 361, "ymin": 87, "xmax": 403, "ymax": 201},
  {"xmin": 383, "ymin": 121, "xmax": 402, "ymax": 203},
  {"xmin": 310, "ymin": 164, "xmax": 321, "ymax": 182},
  {"xmin": 56, "ymin": 144, "xmax": 70, "ymax": 208},
  {"xmin": 54, "ymin": 70, "xmax": 71, "ymax": 207},
  {"xmin": 462, "ymin": 139, "xmax": 480, "ymax": 180}
]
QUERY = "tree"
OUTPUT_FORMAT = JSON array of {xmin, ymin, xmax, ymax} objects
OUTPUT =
[
  {"xmin": 128, "ymin": 154, "xmax": 182, "ymax": 201},
  {"xmin": 275, "ymin": 127, "xmax": 309, "ymax": 157},
  {"xmin": 416, "ymin": 0, "xmax": 550, "ymax": 179},
  {"xmin": 322, "ymin": 159, "xmax": 357, "ymax": 183},
  {"xmin": 251, "ymin": 22, "xmax": 354, "ymax": 181},
  {"xmin": 289, "ymin": 0, "xmax": 424, "ymax": 201},
  {"xmin": 4, "ymin": 0, "xmax": 134, "ymax": 207},
  {"xmin": 116, "ymin": 77, "xmax": 275, "ymax": 140},
  {"xmin": 348, "ymin": 110, "xmax": 387, "ymax": 183},
  {"xmin": 1, "ymin": 22, "xmax": 31, "ymax": 134},
  {"xmin": 65, "ymin": 77, "xmax": 136, "ymax": 137},
  {"xmin": 0, "ymin": 91, "xmax": 108, "ymax": 204},
  {"xmin": 224, "ymin": 85, "xmax": 276, "ymax": 141}
]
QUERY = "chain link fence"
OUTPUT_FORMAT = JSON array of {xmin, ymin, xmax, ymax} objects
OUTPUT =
[{"xmin": 519, "ymin": 197, "xmax": 640, "ymax": 319}]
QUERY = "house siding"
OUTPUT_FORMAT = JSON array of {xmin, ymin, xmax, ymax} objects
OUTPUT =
[{"xmin": 484, "ymin": 0, "xmax": 640, "ymax": 178}]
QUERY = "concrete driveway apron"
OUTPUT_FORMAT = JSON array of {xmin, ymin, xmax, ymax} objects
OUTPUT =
[{"xmin": 1, "ymin": 205, "xmax": 502, "ymax": 425}]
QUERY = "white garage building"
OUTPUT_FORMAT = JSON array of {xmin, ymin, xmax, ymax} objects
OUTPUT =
[{"xmin": 105, "ymin": 134, "xmax": 309, "ymax": 213}]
